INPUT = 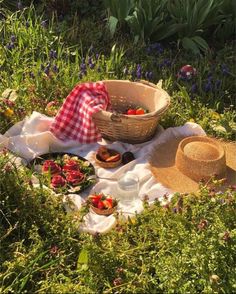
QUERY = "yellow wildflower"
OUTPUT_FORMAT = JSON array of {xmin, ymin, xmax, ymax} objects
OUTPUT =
[
  {"xmin": 4, "ymin": 107, "xmax": 14, "ymax": 117},
  {"xmin": 188, "ymin": 118, "xmax": 195, "ymax": 123},
  {"xmin": 211, "ymin": 111, "xmax": 220, "ymax": 120}
]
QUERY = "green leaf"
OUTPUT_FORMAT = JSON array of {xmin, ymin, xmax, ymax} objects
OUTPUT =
[
  {"xmin": 108, "ymin": 16, "xmax": 118, "ymax": 37},
  {"xmin": 77, "ymin": 249, "xmax": 89, "ymax": 271},
  {"xmin": 182, "ymin": 37, "xmax": 200, "ymax": 54},
  {"xmin": 192, "ymin": 36, "xmax": 209, "ymax": 51}
]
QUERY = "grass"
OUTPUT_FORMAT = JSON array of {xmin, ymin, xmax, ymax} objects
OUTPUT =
[{"xmin": 0, "ymin": 4, "xmax": 236, "ymax": 293}]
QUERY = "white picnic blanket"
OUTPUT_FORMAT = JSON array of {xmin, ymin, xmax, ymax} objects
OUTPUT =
[{"xmin": 0, "ymin": 111, "xmax": 206, "ymax": 234}]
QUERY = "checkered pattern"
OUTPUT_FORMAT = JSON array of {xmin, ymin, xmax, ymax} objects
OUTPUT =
[{"xmin": 50, "ymin": 81, "xmax": 110, "ymax": 143}]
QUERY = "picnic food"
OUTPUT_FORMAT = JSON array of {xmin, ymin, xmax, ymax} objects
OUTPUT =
[
  {"xmin": 122, "ymin": 151, "xmax": 135, "ymax": 164},
  {"xmin": 30, "ymin": 153, "xmax": 95, "ymax": 193},
  {"xmin": 88, "ymin": 193, "xmax": 118, "ymax": 215},
  {"xmin": 95, "ymin": 147, "xmax": 121, "ymax": 168},
  {"xmin": 126, "ymin": 107, "xmax": 147, "ymax": 115},
  {"xmin": 42, "ymin": 160, "xmax": 61, "ymax": 174}
]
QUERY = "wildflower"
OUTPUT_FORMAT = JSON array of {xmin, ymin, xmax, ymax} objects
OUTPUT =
[
  {"xmin": 50, "ymin": 245, "xmax": 59, "ymax": 255},
  {"xmin": 29, "ymin": 72, "xmax": 35, "ymax": 79},
  {"xmin": 211, "ymin": 111, "xmax": 220, "ymax": 120},
  {"xmin": 44, "ymin": 67, "xmax": 50, "ymax": 76},
  {"xmin": 197, "ymin": 219, "xmax": 208, "ymax": 230},
  {"xmin": 10, "ymin": 35, "xmax": 16, "ymax": 43},
  {"xmin": 148, "ymin": 71, "xmax": 153, "ymax": 80},
  {"xmin": 222, "ymin": 231, "xmax": 230, "ymax": 242},
  {"xmin": 147, "ymin": 43, "xmax": 163, "ymax": 55},
  {"xmin": 4, "ymin": 107, "xmax": 14, "ymax": 117},
  {"xmin": 191, "ymin": 83, "xmax": 197, "ymax": 93},
  {"xmin": 164, "ymin": 59, "xmax": 171, "ymax": 67},
  {"xmin": 52, "ymin": 64, "xmax": 59, "ymax": 73},
  {"xmin": 113, "ymin": 277, "xmax": 122, "ymax": 286},
  {"xmin": 95, "ymin": 53, "xmax": 100, "ymax": 60},
  {"xmin": 25, "ymin": 21, "xmax": 30, "ymax": 28},
  {"xmin": 204, "ymin": 81, "xmax": 212, "ymax": 92},
  {"xmin": 115, "ymin": 267, "xmax": 124, "ymax": 275},
  {"xmin": 136, "ymin": 64, "xmax": 142, "ymax": 79},
  {"xmin": 49, "ymin": 49, "xmax": 57, "ymax": 59},
  {"xmin": 6, "ymin": 43, "xmax": 14, "ymax": 50},
  {"xmin": 210, "ymin": 274, "xmax": 220, "ymax": 283}
]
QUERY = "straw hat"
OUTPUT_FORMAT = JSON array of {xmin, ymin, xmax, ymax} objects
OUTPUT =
[{"xmin": 149, "ymin": 136, "xmax": 236, "ymax": 193}]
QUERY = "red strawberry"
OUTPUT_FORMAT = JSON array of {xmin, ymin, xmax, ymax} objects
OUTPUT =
[
  {"xmin": 103, "ymin": 199, "xmax": 113, "ymax": 209},
  {"xmin": 135, "ymin": 108, "xmax": 145, "ymax": 115},
  {"xmin": 97, "ymin": 200, "xmax": 105, "ymax": 210},
  {"xmin": 127, "ymin": 109, "xmax": 136, "ymax": 115}
]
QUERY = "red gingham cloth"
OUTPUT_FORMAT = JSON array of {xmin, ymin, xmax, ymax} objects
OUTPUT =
[{"xmin": 50, "ymin": 81, "xmax": 110, "ymax": 143}]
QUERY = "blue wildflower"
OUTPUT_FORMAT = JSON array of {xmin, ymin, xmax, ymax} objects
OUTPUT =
[
  {"xmin": 29, "ymin": 72, "xmax": 35, "ymax": 79},
  {"xmin": 191, "ymin": 83, "xmax": 197, "ymax": 93},
  {"xmin": 136, "ymin": 64, "xmax": 142, "ymax": 79},
  {"xmin": 6, "ymin": 42, "xmax": 14, "ymax": 50},
  {"xmin": 164, "ymin": 59, "xmax": 171, "ymax": 67},
  {"xmin": 49, "ymin": 50, "xmax": 57, "ymax": 59},
  {"xmin": 204, "ymin": 81, "xmax": 212, "ymax": 92},
  {"xmin": 215, "ymin": 79, "xmax": 221, "ymax": 89},
  {"xmin": 53, "ymin": 65, "xmax": 59, "ymax": 73},
  {"xmin": 95, "ymin": 53, "xmax": 100, "ymax": 60},
  {"xmin": 145, "ymin": 71, "xmax": 149, "ymax": 80},
  {"xmin": 10, "ymin": 35, "xmax": 16, "ymax": 43},
  {"xmin": 44, "ymin": 67, "xmax": 50, "ymax": 76}
]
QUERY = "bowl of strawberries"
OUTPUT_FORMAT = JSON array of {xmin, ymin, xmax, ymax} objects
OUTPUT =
[{"xmin": 88, "ymin": 193, "xmax": 118, "ymax": 216}]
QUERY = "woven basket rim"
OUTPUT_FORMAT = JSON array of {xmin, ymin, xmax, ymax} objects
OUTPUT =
[{"xmin": 94, "ymin": 79, "xmax": 170, "ymax": 120}]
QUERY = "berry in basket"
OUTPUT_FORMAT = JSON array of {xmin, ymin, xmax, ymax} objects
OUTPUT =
[
  {"xmin": 88, "ymin": 193, "xmax": 118, "ymax": 216},
  {"xmin": 126, "ymin": 107, "xmax": 148, "ymax": 115}
]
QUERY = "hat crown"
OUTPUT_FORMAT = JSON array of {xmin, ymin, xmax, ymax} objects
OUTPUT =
[{"xmin": 184, "ymin": 142, "xmax": 219, "ymax": 161}]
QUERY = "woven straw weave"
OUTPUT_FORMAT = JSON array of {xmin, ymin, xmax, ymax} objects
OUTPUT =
[{"xmin": 92, "ymin": 80, "xmax": 171, "ymax": 144}]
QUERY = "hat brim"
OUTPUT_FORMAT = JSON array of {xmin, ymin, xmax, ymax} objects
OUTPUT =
[{"xmin": 149, "ymin": 136, "xmax": 236, "ymax": 193}]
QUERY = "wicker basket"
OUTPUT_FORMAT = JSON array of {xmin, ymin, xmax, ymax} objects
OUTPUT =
[
  {"xmin": 92, "ymin": 80, "xmax": 170, "ymax": 144},
  {"xmin": 90, "ymin": 204, "xmax": 117, "ymax": 216}
]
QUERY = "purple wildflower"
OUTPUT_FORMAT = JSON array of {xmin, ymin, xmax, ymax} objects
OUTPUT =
[
  {"xmin": 136, "ymin": 64, "xmax": 142, "ymax": 79},
  {"xmin": 148, "ymin": 72, "xmax": 153, "ymax": 80},
  {"xmin": 164, "ymin": 59, "xmax": 171, "ymax": 67},
  {"xmin": 204, "ymin": 81, "xmax": 212, "ymax": 92},
  {"xmin": 10, "ymin": 35, "xmax": 16, "ymax": 43},
  {"xmin": 191, "ymin": 83, "xmax": 197, "ymax": 93},
  {"xmin": 95, "ymin": 53, "xmax": 100, "ymax": 60},
  {"xmin": 29, "ymin": 72, "xmax": 35, "ymax": 79},
  {"xmin": 49, "ymin": 50, "xmax": 57, "ymax": 59},
  {"xmin": 53, "ymin": 64, "xmax": 59, "ymax": 73},
  {"xmin": 6, "ymin": 43, "xmax": 14, "ymax": 50}
]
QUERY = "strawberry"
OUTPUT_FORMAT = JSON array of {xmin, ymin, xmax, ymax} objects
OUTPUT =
[
  {"xmin": 106, "ymin": 197, "xmax": 113, "ymax": 206},
  {"xmin": 127, "ymin": 109, "xmax": 136, "ymax": 115},
  {"xmin": 97, "ymin": 200, "xmax": 105, "ymax": 210},
  {"xmin": 103, "ymin": 199, "xmax": 113, "ymax": 209},
  {"xmin": 135, "ymin": 108, "xmax": 145, "ymax": 115}
]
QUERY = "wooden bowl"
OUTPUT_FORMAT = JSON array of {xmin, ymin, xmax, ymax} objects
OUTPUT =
[
  {"xmin": 90, "ymin": 204, "xmax": 117, "ymax": 216},
  {"xmin": 95, "ymin": 149, "xmax": 122, "ymax": 168}
]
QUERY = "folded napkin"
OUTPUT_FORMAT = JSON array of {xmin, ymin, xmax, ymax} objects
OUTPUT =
[{"xmin": 50, "ymin": 81, "xmax": 110, "ymax": 143}]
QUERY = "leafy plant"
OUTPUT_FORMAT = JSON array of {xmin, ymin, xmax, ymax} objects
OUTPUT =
[
  {"xmin": 126, "ymin": 0, "xmax": 168, "ymax": 44},
  {"xmin": 167, "ymin": 0, "xmax": 224, "ymax": 54},
  {"xmin": 104, "ymin": 0, "xmax": 135, "ymax": 37}
]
